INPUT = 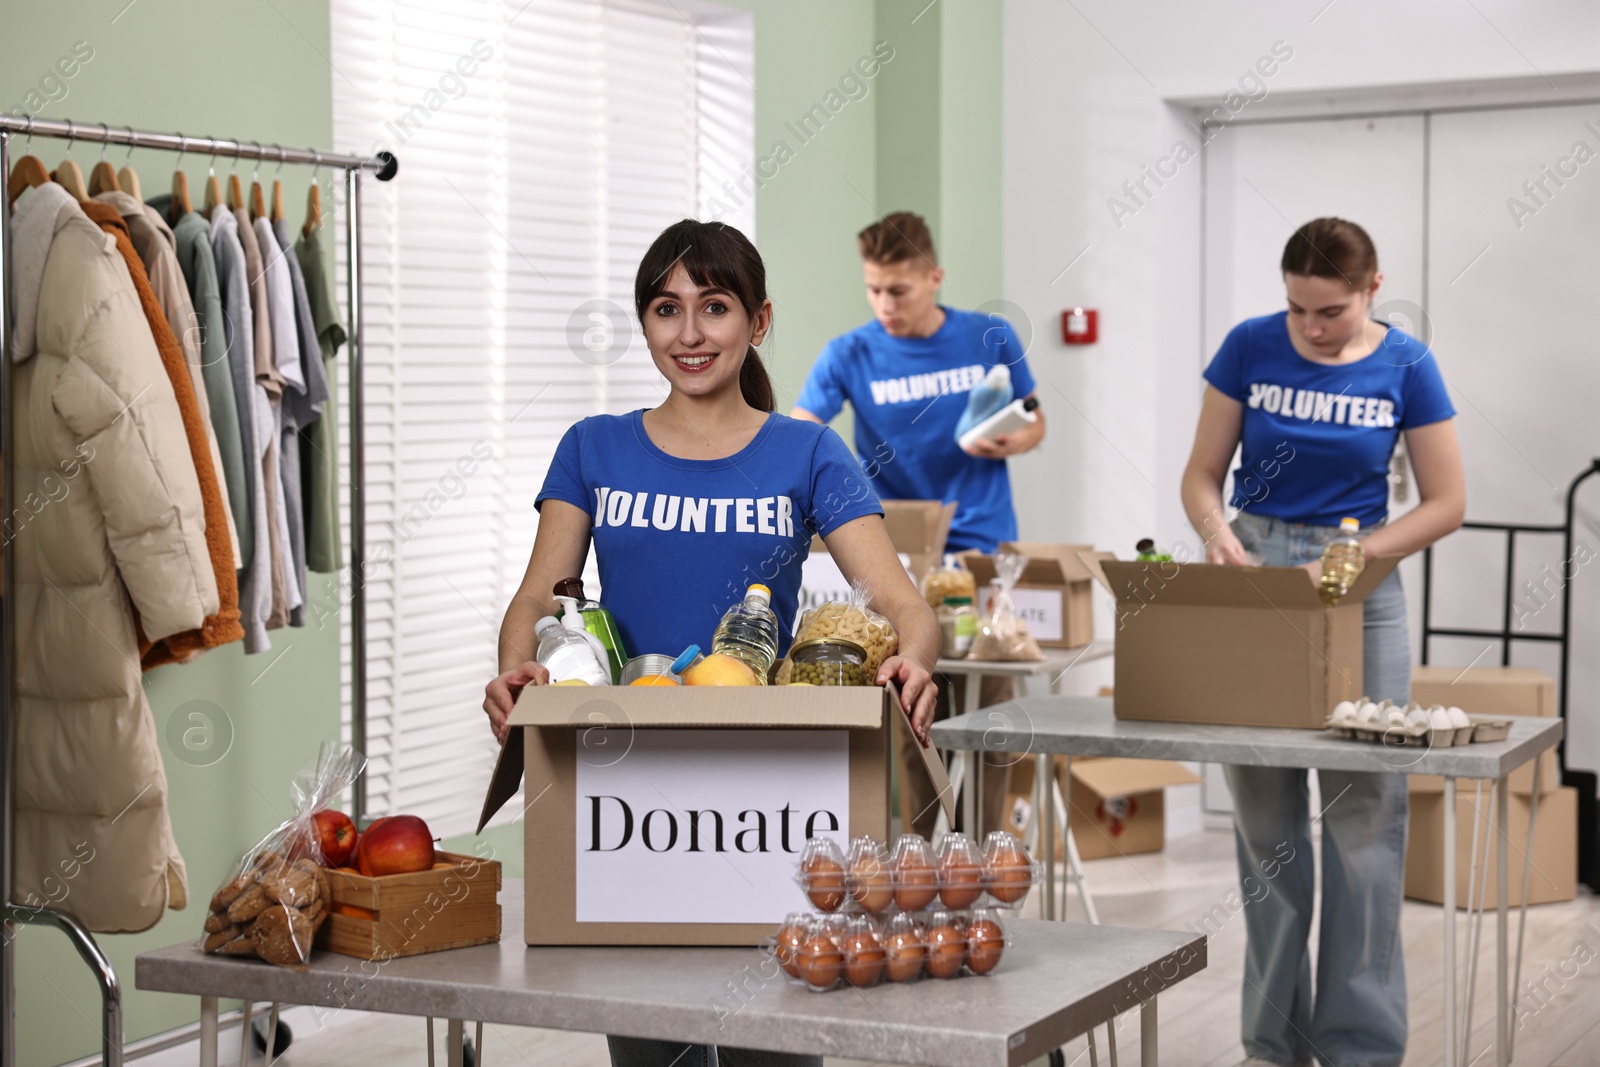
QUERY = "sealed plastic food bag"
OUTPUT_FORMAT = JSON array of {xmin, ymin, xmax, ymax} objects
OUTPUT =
[
  {"xmin": 920, "ymin": 553, "xmax": 976, "ymax": 608},
  {"xmin": 778, "ymin": 578, "xmax": 899, "ymax": 683},
  {"xmin": 200, "ymin": 743, "xmax": 365, "ymax": 967},
  {"xmin": 969, "ymin": 551, "xmax": 1043, "ymax": 661}
]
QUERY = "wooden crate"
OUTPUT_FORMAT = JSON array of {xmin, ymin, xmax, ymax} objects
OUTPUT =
[{"xmin": 316, "ymin": 851, "xmax": 501, "ymax": 960}]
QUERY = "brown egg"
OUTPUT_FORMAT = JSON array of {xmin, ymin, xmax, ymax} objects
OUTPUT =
[
  {"xmin": 803, "ymin": 855, "xmax": 847, "ymax": 912},
  {"xmin": 939, "ymin": 856, "xmax": 984, "ymax": 909},
  {"xmin": 849, "ymin": 855, "xmax": 893, "ymax": 913},
  {"xmin": 965, "ymin": 919, "xmax": 1005, "ymax": 975},
  {"xmin": 842, "ymin": 932, "xmax": 886, "ymax": 988},
  {"xmin": 795, "ymin": 932, "xmax": 843, "ymax": 990},
  {"xmin": 924, "ymin": 923, "xmax": 966, "ymax": 979},
  {"xmin": 774, "ymin": 920, "xmax": 807, "ymax": 978},
  {"xmin": 983, "ymin": 837, "xmax": 1032, "ymax": 904},
  {"xmin": 894, "ymin": 855, "xmax": 938, "ymax": 910},
  {"xmin": 884, "ymin": 929, "xmax": 926, "ymax": 982}
]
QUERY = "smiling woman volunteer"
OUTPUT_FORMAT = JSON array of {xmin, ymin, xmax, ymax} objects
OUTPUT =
[
  {"xmin": 483, "ymin": 219, "xmax": 940, "ymax": 1067},
  {"xmin": 1180, "ymin": 217, "xmax": 1464, "ymax": 1067}
]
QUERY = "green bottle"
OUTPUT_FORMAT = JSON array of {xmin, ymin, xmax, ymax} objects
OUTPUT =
[
  {"xmin": 553, "ymin": 578, "xmax": 628, "ymax": 684},
  {"xmin": 1135, "ymin": 538, "xmax": 1172, "ymax": 563}
]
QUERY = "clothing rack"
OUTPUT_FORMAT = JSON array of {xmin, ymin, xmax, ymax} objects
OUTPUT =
[{"xmin": 0, "ymin": 116, "xmax": 397, "ymax": 1067}]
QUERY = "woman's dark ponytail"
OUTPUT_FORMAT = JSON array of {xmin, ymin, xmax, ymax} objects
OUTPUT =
[
  {"xmin": 636, "ymin": 219, "xmax": 774, "ymax": 412},
  {"xmin": 739, "ymin": 346, "xmax": 775, "ymax": 412}
]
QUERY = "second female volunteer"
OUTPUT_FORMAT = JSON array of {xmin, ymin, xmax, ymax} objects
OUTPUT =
[
  {"xmin": 484, "ymin": 219, "xmax": 940, "ymax": 1067},
  {"xmin": 1182, "ymin": 217, "xmax": 1465, "ymax": 1067}
]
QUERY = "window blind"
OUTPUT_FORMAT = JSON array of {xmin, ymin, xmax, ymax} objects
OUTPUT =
[{"xmin": 330, "ymin": 0, "xmax": 754, "ymax": 836}]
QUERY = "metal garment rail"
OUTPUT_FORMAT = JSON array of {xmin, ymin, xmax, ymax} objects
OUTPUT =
[{"xmin": 0, "ymin": 116, "xmax": 396, "ymax": 1067}]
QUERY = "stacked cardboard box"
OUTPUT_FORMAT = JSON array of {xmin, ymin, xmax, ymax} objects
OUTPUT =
[{"xmin": 1004, "ymin": 756, "xmax": 1198, "ymax": 860}]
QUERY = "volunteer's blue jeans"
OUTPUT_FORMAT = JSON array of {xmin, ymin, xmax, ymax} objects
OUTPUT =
[
  {"xmin": 1224, "ymin": 512, "xmax": 1410, "ymax": 1067},
  {"xmin": 607, "ymin": 1037, "xmax": 820, "ymax": 1067}
]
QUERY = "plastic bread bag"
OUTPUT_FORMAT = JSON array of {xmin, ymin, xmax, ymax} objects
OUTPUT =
[
  {"xmin": 779, "ymin": 578, "xmax": 900, "ymax": 683},
  {"xmin": 919, "ymin": 553, "xmax": 976, "ymax": 609},
  {"xmin": 969, "ymin": 550, "xmax": 1043, "ymax": 661},
  {"xmin": 200, "ymin": 743, "xmax": 365, "ymax": 967}
]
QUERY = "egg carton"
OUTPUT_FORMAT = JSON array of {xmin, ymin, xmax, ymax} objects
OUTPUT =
[
  {"xmin": 765, "ymin": 907, "xmax": 1009, "ymax": 993},
  {"xmin": 1326, "ymin": 698, "xmax": 1512, "ymax": 747},
  {"xmin": 794, "ymin": 832, "xmax": 1040, "ymax": 917}
]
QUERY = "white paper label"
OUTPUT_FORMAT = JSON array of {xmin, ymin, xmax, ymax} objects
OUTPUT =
[
  {"xmin": 574, "ymin": 729, "xmax": 850, "ymax": 924},
  {"xmin": 976, "ymin": 587, "xmax": 1063, "ymax": 643}
]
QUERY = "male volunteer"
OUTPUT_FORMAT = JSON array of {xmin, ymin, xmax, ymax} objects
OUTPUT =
[{"xmin": 792, "ymin": 211, "xmax": 1045, "ymax": 836}]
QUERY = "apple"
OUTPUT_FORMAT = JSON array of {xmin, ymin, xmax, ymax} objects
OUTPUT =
[
  {"xmin": 311, "ymin": 809, "xmax": 359, "ymax": 868},
  {"xmin": 356, "ymin": 814, "xmax": 435, "ymax": 876}
]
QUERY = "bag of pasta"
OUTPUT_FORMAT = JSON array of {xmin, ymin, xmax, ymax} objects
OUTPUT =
[
  {"xmin": 920, "ymin": 553, "xmax": 976, "ymax": 608},
  {"xmin": 778, "ymin": 578, "xmax": 899, "ymax": 683},
  {"xmin": 969, "ymin": 550, "xmax": 1043, "ymax": 661},
  {"xmin": 200, "ymin": 743, "xmax": 364, "ymax": 968}
]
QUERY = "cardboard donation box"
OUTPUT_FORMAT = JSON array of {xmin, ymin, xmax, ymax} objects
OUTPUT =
[
  {"xmin": 1099, "ymin": 557, "xmax": 1400, "ymax": 728},
  {"xmin": 1003, "ymin": 757, "xmax": 1198, "ymax": 859},
  {"xmin": 1409, "ymin": 667, "xmax": 1559, "ymax": 795},
  {"xmin": 1404, "ymin": 786, "xmax": 1577, "ymax": 907},
  {"xmin": 801, "ymin": 499, "xmax": 957, "ymax": 608},
  {"xmin": 964, "ymin": 543, "xmax": 1112, "ymax": 649},
  {"xmin": 477, "ymin": 684, "xmax": 951, "ymax": 946}
]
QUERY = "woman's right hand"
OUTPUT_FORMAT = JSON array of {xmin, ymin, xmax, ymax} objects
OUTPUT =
[
  {"xmin": 1207, "ymin": 533, "xmax": 1255, "ymax": 566},
  {"xmin": 484, "ymin": 661, "xmax": 548, "ymax": 743}
]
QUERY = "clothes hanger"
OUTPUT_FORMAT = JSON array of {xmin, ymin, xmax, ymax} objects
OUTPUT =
[
  {"xmin": 87, "ymin": 123, "xmax": 121, "ymax": 196},
  {"xmin": 302, "ymin": 150, "xmax": 322, "ymax": 239},
  {"xmin": 270, "ymin": 145, "xmax": 286, "ymax": 223},
  {"xmin": 226, "ymin": 142, "xmax": 243, "ymax": 211},
  {"xmin": 116, "ymin": 126, "xmax": 142, "ymax": 201},
  {"xmin": 6, "ymin": 116, "xmax": 51, "ymax": 207},
  {"xmin": 203, "ymin": 137, "xmax": 223, "ymax": 214},
  {"xmin": 170, "ymin": 134, "xmax": 193, "ymax": 223},
  {"xmin": 53, "ymin": 121, "xmax": 88, "ymax": 201},
  {"xmin": 248, "ymin": 141, "xmax": 266, "ymax": 220}
]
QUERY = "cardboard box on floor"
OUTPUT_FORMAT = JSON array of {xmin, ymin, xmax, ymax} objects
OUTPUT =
[
  {"xmin": 962, "ymin": 543, "xmax": 1113, "ymax": 649},
  {"xmin": 476, "ymin": 683, "xmax": 952, "ymax": 946},
  {"xmin": 1408, "ymin": 666, "xmax": 1559, "ymax": 795},
  {"xmin": 1404, "ymin": 786, "xmax": 1577, "ymax": 907},
  {"xmin": 1003, "ymin": 756, "xmax": 1198, "ymax": 860},
  {"xmin": 800, "ymin": 499, "xmax": 957, "ymax": 606},
  {"xmin": 1083, "ymin": 556, "xmax": 1401, "ymax": 729}
]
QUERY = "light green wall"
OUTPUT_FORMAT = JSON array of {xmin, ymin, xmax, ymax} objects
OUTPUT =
[
  {"xmin": 3, "ymin": 3, "xmax": 1000, "ymax": 1064},
  {"xmin": 1, "ymin": 4, "xmax": 341, "ymax": 1065}
]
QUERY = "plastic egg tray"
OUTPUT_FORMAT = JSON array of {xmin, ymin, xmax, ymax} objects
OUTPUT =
[{"xmin": 764, "ymin": 906, "xmax": 1009, "ymax": 993}]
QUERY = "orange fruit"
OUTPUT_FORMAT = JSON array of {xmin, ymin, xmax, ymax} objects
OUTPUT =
[
  {"xmin": 629, "ymin": 674, "xmax": 679, "ymax": 687},
  {"xmin": 682, "ymin": 653, "xmax": 759, "ymax": 686}
]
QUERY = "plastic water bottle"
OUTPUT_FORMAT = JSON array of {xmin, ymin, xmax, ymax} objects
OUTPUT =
[
  {"xmin": 954, "ymin": 365, "xmax": 1013, "ymax": 443},
  {"xmin": 711, "ymin": 584, "xmax": 780, "ymax": 684},
  {"xmin": 535, "ymin": 611, "xmax": 612, "ymax": 685},
  {"xmin": 1318, "ymin": 517, "xmax": 1366, "ymax": 605}
]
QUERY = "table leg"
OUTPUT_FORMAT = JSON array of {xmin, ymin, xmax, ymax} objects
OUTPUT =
[
  {"xmin": 1509, "ymin": 757, "xmax": 1545, "ymax": 1062},
  {"xmin": 1106, "ymin": 1017, "xmax": 1118, "ymax": 1067},
  {"xmin": 426, "ymin": 1017, "xmax": 435, "ymax": 1067},
  {"xmin": 962, "ymin": 747, "xmax": 976, "ymax": 840},
  {"xmin": 1496, "ymin": 778, "xmax": 1509, "ymax": 1067},
  {"xmin": 447, "ymin": 1019, "xmax": 464, "ymax": 1067},
  {"xmin": 475, "ymin": 1021, "xmax": 484, "ymax": 1067},
  {"xmin": 199, "ymin": 997, "xmax": 218, "ymax": 1067},
  {"xmin": 934, "ymin": 752, "xmax": 964, "ymax": 842},
  {"xmin": 1041, "ymin": 753, "xmax": 1057, "ymax": 922},
  {"xmin": 1140, "ymin": 996, "xmax": 1157, "ymax": 1067},
  {"xmin": 1443, "ymin": 777, "xmax": 1457, "ymax": 1067},
  {"xmin": 238, "ymin": 1001, "xmax": 254, "ymax": 1067}
]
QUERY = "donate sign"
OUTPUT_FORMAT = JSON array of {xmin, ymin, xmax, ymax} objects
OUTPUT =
[{"xmin": 575, "ymin": 729, "xmax": 850, "ymax": 924}]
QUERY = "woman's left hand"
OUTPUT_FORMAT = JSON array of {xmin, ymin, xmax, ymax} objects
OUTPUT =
[{"xmin": 877, "ymin": 655, "xmax": 939, "ymax": 746}]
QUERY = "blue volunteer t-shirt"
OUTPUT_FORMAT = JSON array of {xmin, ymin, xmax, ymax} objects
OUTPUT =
[
  {"xmin": 536, "ymin": 410, "xmax": 883, "ymax": 659},
  {"xmin": 795, "ymin": 306, "xmax": 1037, "ymax": 554},
  {"xmin": 1204, "ymin": 311, "xmax": 1456, "ymax": 527}
]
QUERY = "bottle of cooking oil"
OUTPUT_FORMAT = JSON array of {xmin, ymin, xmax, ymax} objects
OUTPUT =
[
  {"xmin": 1318, "ymin": 517, "xmax": 1366, "ymax": 604},
  {"xmin": 711, "ymin": 583, "xmax": 780, "ymax": 684}
]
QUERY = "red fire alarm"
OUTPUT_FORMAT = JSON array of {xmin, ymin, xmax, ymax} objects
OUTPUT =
[{"xmin": 1062, "ymin": 307, "xmax": 1098, "ymax": 344}]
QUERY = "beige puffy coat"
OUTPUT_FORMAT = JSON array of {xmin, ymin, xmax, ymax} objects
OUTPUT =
[{"xmin": 10, "ymin": 182, "xmax": 213, "ymax": 932}]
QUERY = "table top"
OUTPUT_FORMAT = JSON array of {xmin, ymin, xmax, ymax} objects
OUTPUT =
[
  {"xmin": 137, "ymin": 880, "xmax": 1203, "ymax": 1067},
  {"xmin": 936, "ymin": 641, "xmax": 1113, "ymax": 677},
  {"xmin": 932, "ymin": 696, "xmax": 1564, "ymax": 779}
]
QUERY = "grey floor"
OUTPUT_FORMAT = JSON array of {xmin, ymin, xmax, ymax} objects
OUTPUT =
[{"xmin": 255, "ymin": 827, "xmax": 1600, "ymax": 1067}]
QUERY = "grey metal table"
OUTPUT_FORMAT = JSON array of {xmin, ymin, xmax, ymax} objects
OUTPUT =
[
  {"xmin": 137, "ymin": 879, "xmax": 1204, "ymax": 1067},
  {"xmin": 933, "ymin": 697, "xmax": 1566, "ymax": 1067}
]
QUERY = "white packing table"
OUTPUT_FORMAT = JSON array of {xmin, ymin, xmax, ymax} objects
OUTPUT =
[
  {"xmin": 932, "ymin": 643, "xmax": 1114, "ymax": 921},
  {"xmin": 137, "ymin": 879, "xmax": 1205, "ymax": 1067},
  {"xmin": 931, "ymin": 696, "xmax": 1565, "ymax": 1067}
]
